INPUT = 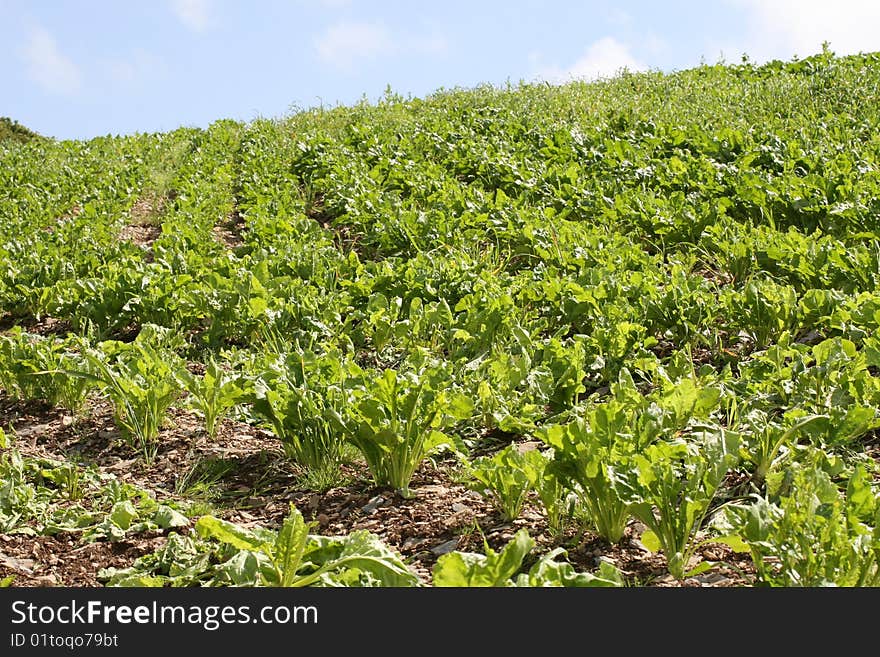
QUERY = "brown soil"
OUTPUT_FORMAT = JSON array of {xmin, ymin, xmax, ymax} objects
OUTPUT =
[
  {"xmin": 128, "ymin": 195, "xmax": 166, "ymax": 227},
  {"xmin": 119, "ymin": 194, "xmax": 167, "ymax": 261},
  {"xmin": 0, "ymin": 314, "xmax": 71, "ymax": 337},
  {"xmin": 1, "ymin": 533, "xmax": 167, "ymax": 587},
  {"xmin": 212, "ymin": 209, "xmax": 246, "ymax": 250},
  {"xmin": 119, "ymin": 224, "xmax": 162, "ymax": 256},
  {"xmin": 0, "ymin": 394, "xmax": 758, "ymax": 588}
]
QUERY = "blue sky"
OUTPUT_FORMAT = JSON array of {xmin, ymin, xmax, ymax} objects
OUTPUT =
[{"xmin": 2, "ymin": 0, "xmax": 879, "ymax": 140}]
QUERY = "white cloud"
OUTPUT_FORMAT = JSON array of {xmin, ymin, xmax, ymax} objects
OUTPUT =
[
  {"xmin": 535, "ymin": 37, "xmax": 645, "ymax": 84},
  {"xmin": 315, "ymin": 22, "xmax": 393, "ymax": 69},
  {"xmin": 315, "ymin": 21, "xmax": 447, "ymax": 70},
  {"xmin": 20, "ymin": 26, "xmax": 82, "ymax": 95},
  {"xmin": 729, "ymin": 0, "xmax": 880, "ymax": 62},
  {"xmin": 105, "ymin": 50, "xmax": 165, "ymax": 85},
  {"xmin": 171, "ymin": 0, "xmax": 210, "ymax": 32}
]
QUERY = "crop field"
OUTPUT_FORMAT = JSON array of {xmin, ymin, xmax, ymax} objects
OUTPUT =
[{"xmin": 1, "ymin": 49, "xmax": 879, "ymax": 587}]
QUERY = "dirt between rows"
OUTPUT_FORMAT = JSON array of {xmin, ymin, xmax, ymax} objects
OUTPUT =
[{"xmin": 0, "ymin": 396, "xmax": 757, "ymax": 587}]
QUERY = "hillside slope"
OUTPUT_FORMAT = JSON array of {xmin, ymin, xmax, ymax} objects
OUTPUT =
[
  {"xmin": 1, "ymin": 49, "xmax": 879, "ymax": 588},
  {"xmin": 0, "ymin": 117, "xmax": 44, "ymax": 144}
]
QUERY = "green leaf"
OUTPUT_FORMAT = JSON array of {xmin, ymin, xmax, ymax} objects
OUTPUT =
[
  {"xmin": 525, "ymin": 548, "xmax": 624, "ymax": 587},
  {"xmin": 109, "ymin": 501, "xmax": 138, "ymax": 530},
  {"xmin": 639, "ymin": 528, "xmax": 661, "ymax": 553},
  {"xmin": 433, "ymin": 529, "xmax": 534, "ymax": 587},
  {"xmin": 444, "ymin": 392, "xmax": 475, "ymax": 420},
  {"xmin": 432, "ymin": 552, "xmax": 486, "ymax": 587},
  {"xmin": 846, "ymin": 465, "xmax": 876, "ymax": 523},
  {"xmin": 684, "ymin": 561, "xmax": 714, "ymax": 578},
  {"xmin": 305, "ymin": 530, "xmax": 420, "ymax": 587},
  {"xmin": 195, "ymin": 515, "xmax": 266, "ymax": 551},
  {"xmin": 103, "ymin": 573, "xmax": 166, "ymax": 587},
  {"xmin": 218, "ymin": 550, "xmax": 271, "ymax": 586},
  {"xmin": 709, "ymin": 534, "xmax": 751, "ymax": 553},
  {"xmin": 153, "ymin": 505, "xmax": 190, "ymax": 530},
  {"xmin": 274, "ymin": 505, "xmax": 311, "ymax": 587},
  {"xmin": 424, "ymin": 430, "xmax": 454, "ymax": 453},
  {"xmin": 248, "ymin": 296, "xmax": 268, "ymax": 317},
  {"xmin": 490, "ymin": 529, "xmax": 535, "ymax": 582}
]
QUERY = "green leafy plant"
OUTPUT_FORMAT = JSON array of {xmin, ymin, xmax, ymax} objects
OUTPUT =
[
  {"xmin": 622, "ymin": 429, "xmax": 740, "ymax": 580},
  {"xmin": 538, "ymin": 337, "xmax": 589, "ymax": 412},
  {"xmin": 733, "ymin": 462, "xmax": 880, "ymax": 586},
  {"xmin": 0, "ymin": 447, "xmax": 188, "ymax": 541},
  {"xmin": 432, "ymin": 528, "xmax": 623, "ymax": 587},
  {"xmin": 7, "ymin": 49, "xmax": 880, "ymax": 589},
  {"xmin": 76, "ymin": 340, "xmax": 182, "ymax": 463},
  {"xmin": 522, "ymin": 548, "xmax": 625, "ymax": 587},
  {"xmin": 538, "ymin": 401, "xmax": 641, "ymax": 543},
  {"xmin": 0, "ymin": 449, "xmax": 38, "ymax": 534},
  {"xmin": 40, "ymin": 462, "xmax": 84, "ymax": 502},
  {"xmin": 246, "ymin": 349, "xmax": 352, "ymax": 481},
  {"xmin": 468, "ymin": 342, "xmax": 550, "ymax": 435},
  {"xmin": 467, "ymin": 443, "xmax": 544, "ymax": 521},
  {"xmin": 0, "ymin": 330, "xmax": 94, "ymax": 412},
  {"xmin": 739, "ymin": 411, "xmax": 826, "ymax": 487},
  {"xmin": 530, "ymin": 464, "xmax": 577, "ymax": 538},
  {"xmin": 66, "ymin": 478, "xmax": 190, "ymax": 543},
  {"xmin": 728, "ymin": 278, "xmax": 799, "ymax": 351},
  {"xmin": 466, "ymin": 443, "xmax": 573, "ymax": 534},
  {"xmin": 193, "ymin": 504, "xmax": 420, "ymax": 587},
  {"xmin": 347, "ymin": 365, "xmax": 473, "ymax": 496},
  {"xmin": 176, "ymin": 357, "xmax": 247, "ymax": 438}
]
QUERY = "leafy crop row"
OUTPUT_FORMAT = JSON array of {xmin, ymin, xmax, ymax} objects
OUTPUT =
[{"xmin": 2, "ymin": 48, "xmax": 879, "ymax": 585}]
